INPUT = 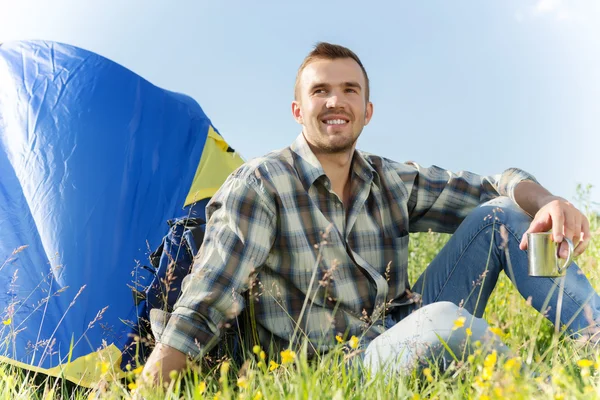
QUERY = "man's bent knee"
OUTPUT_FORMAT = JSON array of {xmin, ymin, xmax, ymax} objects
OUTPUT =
[{"xmin": 471, "ymin": 196, "xmax": 532, "ymax": 228}]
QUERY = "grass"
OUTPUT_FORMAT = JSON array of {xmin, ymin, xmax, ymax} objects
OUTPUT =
[{"xmin": 1, "ymin": 198, "xmax": 599, "ymax": 399}]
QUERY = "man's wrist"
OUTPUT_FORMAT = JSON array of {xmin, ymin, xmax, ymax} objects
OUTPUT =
[
  {"xmin": 535, "ymin": 194, "xmax": 565, "ymax": 212},
  {"xmin": 514, "ymin": 181, "xmax": 554, "ymax": 217}
]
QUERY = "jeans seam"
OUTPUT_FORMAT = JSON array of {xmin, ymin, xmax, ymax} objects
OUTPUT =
[{"xmin": 431, "ymin": 220, "xmax": 497, "ymax": 304}]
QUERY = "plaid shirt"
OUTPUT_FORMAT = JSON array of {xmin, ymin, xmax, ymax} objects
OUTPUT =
[{"xmin": 150, "ymin": 133, "xmax": 537, "ymax": 358}]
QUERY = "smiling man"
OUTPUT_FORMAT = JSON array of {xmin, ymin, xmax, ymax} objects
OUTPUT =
[{"xmin": 142, "ymin": 42, "xmax": 598, "ymax": 383}]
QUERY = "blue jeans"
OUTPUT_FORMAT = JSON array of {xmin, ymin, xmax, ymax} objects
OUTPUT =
[
  {"xmin": 413, "ymin": 196, "xmax": 600, "ymax": 334},
  {"xmin": 364, "ymin": 197, "xmax": 600, "ymax": 375}
]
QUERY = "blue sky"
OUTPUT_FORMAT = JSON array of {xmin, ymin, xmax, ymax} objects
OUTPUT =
[{"xmin": 1, "ymin": 0, "xmax": 599, "ymax": 207}]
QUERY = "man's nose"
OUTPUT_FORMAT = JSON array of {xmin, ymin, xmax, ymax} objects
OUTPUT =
[{"xmin": 326, "ymin": 93, "xmax": 345, "ymax": 108}]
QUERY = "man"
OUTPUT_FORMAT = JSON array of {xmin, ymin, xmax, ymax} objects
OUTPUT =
[{"xmin": 142, "ymin": 42, "xmax": 597, "ymax": 382}]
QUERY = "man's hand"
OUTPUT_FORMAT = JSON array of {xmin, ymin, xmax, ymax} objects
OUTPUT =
[
  {"xmin": 519, "ymin": 195, "xmax": 591, "ymax": 258},
  {"xmin": 139, "ymin": 343, "xmax": 188, "ymax": 387}
]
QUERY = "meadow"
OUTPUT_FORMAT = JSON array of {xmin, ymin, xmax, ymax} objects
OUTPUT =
[{"xmin": 1, "ymin": 188, "xmax": 599, "ymax": 400}]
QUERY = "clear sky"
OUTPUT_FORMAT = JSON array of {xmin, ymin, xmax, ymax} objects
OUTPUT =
[{"xmin": 1, "ymin": 0, "xmax": 599, "ymax": 208}]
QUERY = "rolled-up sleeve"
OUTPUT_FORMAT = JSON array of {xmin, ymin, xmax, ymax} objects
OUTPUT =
[
  {"xmin": 395, "ymin": 162, "xmax": 538, "ymax": 234},
  {"xmin": 150, "ymin": 171, "xmax": 276, "ymax": 358}
]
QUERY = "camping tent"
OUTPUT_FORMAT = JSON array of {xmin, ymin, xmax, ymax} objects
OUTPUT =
[{"xmin": 0, "ymin": 40, "xmax": 244, "ymax": 387}]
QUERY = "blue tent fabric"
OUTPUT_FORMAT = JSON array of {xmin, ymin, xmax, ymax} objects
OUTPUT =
[{"xmin": 0, "ymin": 40, "xmax": 226, "ymax": 378}]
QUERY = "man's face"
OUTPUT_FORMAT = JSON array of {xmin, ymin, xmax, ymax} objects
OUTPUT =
[{"xmin": 292, "ymin": 58, "xmax": 373, "ymax": 154}]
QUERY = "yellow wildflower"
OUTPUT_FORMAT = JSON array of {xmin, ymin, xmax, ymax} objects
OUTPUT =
[
  {"xmin": 2, "ymin": 318, "xmax": 11, "ymax": 326},
  {"xmin": 269, "ymin": 360, "xmax": 279, "ymax": 371},
  {"xmin": 467, "ymin": 355, "xmax": 475, "ymax": 363},
  {"xmin": 452, "ymin": 316, "xmax": 466, "ymax": 331},
  {"xmin": 422, "ymin": 367, "xmax": 433, "ymax": 383},
  {"xmin": 473, "ymin": 375, "xmax": 487, "ymax": 390},
  {"xmin": 465, "ymin": 328, "xmax": 472, "ymax": 337},
  {"xmin": 280, "ymin": 349, "xmax": 296, "ymax": 364},
  {"xmin": 489, "ymin": 327, "xmax": 505, "ymax": 337},
  {"xmin": 503, "ymin": 358, "xmax": 520, "ymax": 374},
  {"xmin": 482, "ymin": 367, "xmax": 493, "ymax": 381},
  {"xmin": 214, "ymin": 391, "xmax": 222, "ymax": 400},
  {"xmin": 480, "ymin": 350, "xmax": 498, "ymax": 381},
  {"xmin": 335, "ymin": 335, "xmax": 343, "ymax": 344},
  {"xmin": 169, "ymin": 370, "xmax": 178, "ymax": 381},
  {"xmin": 480, "ymin": 395, "xmax": 490, "ymax": 400},
  {"xmin": 196, "ymin": 381, "xmax": 206, "ymax": 395},
  {"xmin": 484, "ymin": 351, "xmax": 497, "ymax": 368},
  {"xmin": 253, "ymin": 390, "xmax": 263, "ymax": 400},
  {"xmin": 411, "ymin": 394, "xmax": 421, "ymax": 400},
  {"xmin": 132, "ymin": 366, "xmax": 144, "ymax": 375},
  {"xmin": 577, "ymin": 359, "xmax": 594, "ymax": 368},
  {"xmin": 253, "ymin": 345, "xmax": 261, "ymax": 355},
  {"xmin": 349, "ymin": 335, "xmax": 359, "ymax": 349},
  {"xmin": 100, "ymin": 361, "xmax": 110, "ymax": 374},
  {"xmin": 259, "ymin": 351, "xmax": 266, "ymax": 360},
  {"xmin": 127, "ymin": 382, "xmax": 137, "ymax": 390},
  {"xmin": 237, "ymin": 376, "xmax": 249, "ymax": 389}
]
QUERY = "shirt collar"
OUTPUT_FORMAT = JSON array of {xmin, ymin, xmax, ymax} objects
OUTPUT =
[
  {"xmin": 351, "ymin": 148, "xmax": 378, "ymax": 184},
  {"xmin": 290, "ymin": 133, "xmax": 377, "ymax": 190}
]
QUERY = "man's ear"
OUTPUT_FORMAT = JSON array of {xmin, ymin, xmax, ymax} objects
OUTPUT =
[
  {"xmin": 291, "ymin": 101, "xmax": 303, "ymax": 124},
  {"xmin": 364, "ymin": 101, "xmax": 374, "ymax": 126}
]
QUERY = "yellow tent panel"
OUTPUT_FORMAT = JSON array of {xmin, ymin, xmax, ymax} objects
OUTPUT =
[{"xmin": 184, "ymin": 126, "xmax": 245, "ymax": 206}]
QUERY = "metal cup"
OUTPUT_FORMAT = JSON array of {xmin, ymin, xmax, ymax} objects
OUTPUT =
[{"xmin": 527, "ymin": 232, "xmax": 574, "ymax": 277}]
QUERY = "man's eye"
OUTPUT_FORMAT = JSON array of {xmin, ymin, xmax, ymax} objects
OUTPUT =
[
  {"xmin": 345, "ymin": 88, "xmax": 357, "ymax": 93},
  {"xmin": 313, "ymin": 89, "xmax": 326, "ymax": 94}
]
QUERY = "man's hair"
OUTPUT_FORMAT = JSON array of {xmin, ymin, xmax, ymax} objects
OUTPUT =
[{"xmin": 294, "ymin": 42, "xmax": 370, "ymax": 102}]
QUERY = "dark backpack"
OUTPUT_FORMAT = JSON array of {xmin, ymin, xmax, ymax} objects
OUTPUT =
[
  {"xmin": 127, "ymin": 204, "xmax": 247, "ymax": 367},
  {"xmin": 144, "ymin": 216, "xmax": 206, "ymax": 316}
]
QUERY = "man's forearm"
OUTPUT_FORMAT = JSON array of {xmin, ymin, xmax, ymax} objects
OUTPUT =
[{"xmin": 513, "ymin": 180, "xmax": 556, "ymax": 217}]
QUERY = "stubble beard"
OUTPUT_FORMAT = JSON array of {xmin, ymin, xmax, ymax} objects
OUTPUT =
[
  {"xmin": 312, "ymin": 118, "xmax": 365, "ymax": 155},
  {"xmin": 318, "ymin": 134, "xmax": 358, "ymax": 154}
]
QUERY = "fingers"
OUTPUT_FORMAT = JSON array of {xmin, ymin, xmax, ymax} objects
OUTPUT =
[
  {"xmin": 520, "ymin": 213, "xmax": 551, "ymax": 250},
  {"xmin": 556, "ymin": 207, "xmax": 588, "ymax": 258},
  {"xmin": 563, "ymin": 208, "xmax": 581, "ymax": 248},
  {"xmin": 517, "ymin": 199, "xmax": 590, "ymax": 258},
  {"xmin": 574, "ymin": 216, "xmax": 591, "ymax": 257},
  {"xmin": 519, "ymin": 233, "xmax": 527, "ymax": 251},
  {"xmin": 572, "ymin": 216, "xmax": 582, "ymax": 249},
  {"xmin": 558, "ymin": 241, "xmax": 570, "ymax": 259},
  {"xmin": 550, "ymin": 206, "xmax": 565, "ymax": 243},
  {"xmin": 559, "ymin": 204, "xmax": 586, "ymax": 257}
]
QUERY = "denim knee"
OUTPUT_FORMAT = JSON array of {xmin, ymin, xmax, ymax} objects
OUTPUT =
[{"xmin": 472, "ymin": 196, "xmax": 532, "ymax": 234}]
